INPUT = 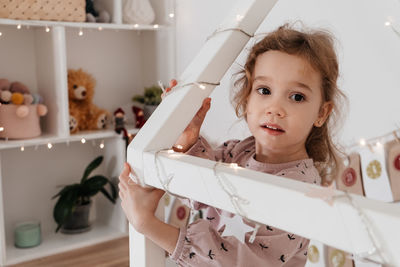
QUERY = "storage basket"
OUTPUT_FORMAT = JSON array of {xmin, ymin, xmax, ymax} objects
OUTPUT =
[
  {"xmin": 0, "ymin": 0, "xmax": 86, "ymax": 22},
  {"xmin": 0, "ymin": 104, "xmax": 43, "ymax": 139}
]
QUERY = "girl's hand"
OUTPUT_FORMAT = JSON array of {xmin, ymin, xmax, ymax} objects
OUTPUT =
[
  {"xmin": 118, "ymin": 162, "xmax": 165, "ymax": 234},
  {"xmin": 162, "ymin": 79, "xmax": 211, "ymax": 152}
]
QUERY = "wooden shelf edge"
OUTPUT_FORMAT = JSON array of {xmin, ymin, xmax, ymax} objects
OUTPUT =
[
  {"xmin": 0, "ymin": 18, "xmax": 169, "ymax": 31},
  {"xmin": 0, "ymin": 125, "xmax": 140, "ymax": 150}
]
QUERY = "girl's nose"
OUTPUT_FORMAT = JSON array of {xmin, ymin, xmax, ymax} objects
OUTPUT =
[{"xmin": 266, "ymin": 102, "xmax": 286, "ymax": 118}]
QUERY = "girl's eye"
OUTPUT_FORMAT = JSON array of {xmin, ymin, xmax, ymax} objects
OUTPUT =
[
  {"xmin": 290, "ymin": 93, "xmax": 305, "ymax": 102},
  {"xmin": 257, "ymin": 87, "xmax": 271, "ymax": 95}
]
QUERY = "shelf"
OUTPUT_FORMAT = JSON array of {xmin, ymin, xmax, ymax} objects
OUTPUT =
[
  {"xmin": 0, "ymin": 18, "xmax": 168, "ymax": 31},
  {"xmin": 0, "ymin": 124, "xmax": 139, "ymax": 150},
  {"xmin": 5, "ymin": 222, "xmax": 127, "ymax": 266}
]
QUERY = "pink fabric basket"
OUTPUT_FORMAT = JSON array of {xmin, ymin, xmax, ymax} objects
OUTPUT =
[{"xmin": 0, "ymin": 104, "xmax": 42, "ymax": 139}]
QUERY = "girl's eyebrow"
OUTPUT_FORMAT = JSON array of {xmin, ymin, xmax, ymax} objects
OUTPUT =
[
  {"xmin": 289, "ymin": 81, "xmax": 313, "ymax": 92},
  {"xmin": 254, "ymin": 76, "xmax": 312, "ymax": 92}
]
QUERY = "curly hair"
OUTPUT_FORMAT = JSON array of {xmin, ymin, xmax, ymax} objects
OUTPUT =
[{"xmin": 232, "ymin": 23, "xmax": 347, "ymax": 184}]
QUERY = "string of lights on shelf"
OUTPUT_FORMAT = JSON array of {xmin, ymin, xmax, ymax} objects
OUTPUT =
[
  {"xmin": 0, "ymin": 21, "xmax": 164, "ymax": 37},
  {"xmin": 14, "ymin": 138, "xmax": 107, "ymax": 152}
]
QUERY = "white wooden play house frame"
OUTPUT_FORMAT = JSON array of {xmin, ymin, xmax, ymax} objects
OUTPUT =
[{"xmin": 128, "ymin": 0, "xmax": 400, "ymax": 266}]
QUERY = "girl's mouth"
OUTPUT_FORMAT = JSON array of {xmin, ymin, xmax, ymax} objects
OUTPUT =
[{"xmin": 261, "ymin": 124, "xmax": 285, "ymax": 135}]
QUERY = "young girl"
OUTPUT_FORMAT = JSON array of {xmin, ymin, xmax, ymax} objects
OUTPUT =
[{"xmin": 118, "ymin": 24, "xmax": 346, "ymax": 266}]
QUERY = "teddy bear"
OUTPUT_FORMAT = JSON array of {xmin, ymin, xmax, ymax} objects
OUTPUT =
[{"xmin": 68, "ymin": 69, "xmax": 109, "ymax": 133}]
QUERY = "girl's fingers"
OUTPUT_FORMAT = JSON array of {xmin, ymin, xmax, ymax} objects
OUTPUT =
[
  {"xmin": 170, "ymin": 79, "xmax": 177, "ymax": 88},
  {"xmin": 195, "ymin": 97, "xmax": 211, "ymax": 122},
  {"xmin": 120, "ymin": 163, "xmax": 138, "ymax": 187},
  {"xmin": 118, "ymin": 181, "xmax": 127, "ymax": 192}
]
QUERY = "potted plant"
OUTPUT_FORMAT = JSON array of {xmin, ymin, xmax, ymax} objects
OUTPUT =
[
  {"xmin": 52, "ymin": 156, "xmax": 117, "ymax": 233},
  {"xmin": 132, "ymin": 85, "xmax": 163, "ymax": 119}
]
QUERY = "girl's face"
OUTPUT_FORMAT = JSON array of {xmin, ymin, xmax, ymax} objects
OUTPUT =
[{"xmin": 246, "ymin": 50, "xmax": 332, "ymax": 161}]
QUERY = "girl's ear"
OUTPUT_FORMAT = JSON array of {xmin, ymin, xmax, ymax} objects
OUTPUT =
[{"xmin": 314, "ymin": 101, "xmax": 333, "ymax": 127}]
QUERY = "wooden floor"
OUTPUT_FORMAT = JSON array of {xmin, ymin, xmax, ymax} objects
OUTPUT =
[{"xmin": 10, "ymin": 237, "xmax": 129, "ymax": 267}]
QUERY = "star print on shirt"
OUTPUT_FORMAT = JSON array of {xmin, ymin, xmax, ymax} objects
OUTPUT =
[
  {"xmin": 206, "ymin": 216, "xmax": 215, "ymax": 221},
  {"xmin": 208, "ymin": 250, "xmax": 215, "ymax": 260},
  {"xmin": 266, "ymin": 225, "xmax": 273, "ymax": 231},
  {"xmin": 259, "ymin": 243, "xmax": 268, "ymax": 250},
  {"xmin": 287, "ymin": 234, "xmax": 295, "ymax": 240},
  {"xmin": 189, "ymin": 252, "xmax": 196, "ymax": 259},
  {"xmin": 184, "ymin": 236, "xmax": 191, "ymax": 243},
  {"xmin": 280, "ymin": 255, "xmax": 286, "ymax": 263},
  {"xmin": 221, "ymin": 214, "xmax": 254, "ymax": 244},
  {"xmin": 220, "ymin": 242, "xmax": 228, "ymax": 251}
]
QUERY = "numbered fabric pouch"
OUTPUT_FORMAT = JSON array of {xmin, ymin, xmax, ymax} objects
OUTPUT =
[
  {"xmin": 336, "ymin": 153, "xmax": 364, "ymax": 195},
  {"xmin": 305, "ymin": 240, "xmax": 327, "ymax": 267},
  {"xmin": 385, "ymin": 140, "xmax": 400, "ymax": 202},
  {"xmin": 359, "ymin": 145, "xmax": 393, "ymax": 202}
]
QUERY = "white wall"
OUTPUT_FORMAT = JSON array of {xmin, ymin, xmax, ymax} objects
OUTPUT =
[{"xmin": 174, "ymin": 0, "xmax": 400, "ymax": 147}]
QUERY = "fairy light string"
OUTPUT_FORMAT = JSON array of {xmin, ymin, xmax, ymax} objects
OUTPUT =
[{"xmin": 333, "ymin": 192, "xmax": 388, "ymax": 265}]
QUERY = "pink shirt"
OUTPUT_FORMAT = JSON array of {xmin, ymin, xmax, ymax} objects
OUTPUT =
[{"xmin": 170, "ymin": 136, "xmax": 321, "ymax": 266}]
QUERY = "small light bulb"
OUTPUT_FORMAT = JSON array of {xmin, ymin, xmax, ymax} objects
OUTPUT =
[
  {"xmin": 0, "ymin": 32, "xmax": 3, "ymax": 37},
  {"xmin": 176, "ymin": 144, "xmax": 183, "ymax": 150},
  {"xmin": 230, "ymin": 163, "xmax": 239, "ymax": 169},
  {"xmin": 359, "ymin": 139, "xmax": 366, "ymax": 146},
  {"xmin": 81, "ymin": 138, "xmax": 86, "ymax": 144},
  {"xmin": 153, "ymin": 24, "xmax": 159, "ymax": 29},
  {"xmin": 385, "ymin": 21, "xmax": 391, "ymax": 26},
  {"xmin": 376, "ymin": 141, "xmax": 382, "ymax": 148},
  {"xmin": 167, "ymin": 149, "xmax": 174, "ymax": 154},
  {"xmin": 169, "ymin": 13, "xmax": 175, "ymax": 18},
  {"xmin": 78, "ymin": 29, "xmax": 83, "ymax": 36},
  {"xmin": 236, "ymin": 14, "xmax": 244, "ymax": 22},
  {"xmin": 45, "ymin": 26, "xmax": 50, "ymax": 32},
  {"xmin": 17, "ymin": 24, "xmax": 22, "ymax": 29},
  {"xmin": 47, "ymin": 143, "xmax": 53, "ymax": 149},
  {"xmin": 0, "ymin": 127, "xmax": 4, "ymax": 132},
  {"xmin": 98, "ymin": 26, "xmax": 103, "ymax": 31},
  {"xmin": 199, "ymin": 84, "xmax": 206, "ymax": 90},
  {"xmin": 99, "ymin": 141, "xmax": 105, "ymax": 149},
  {"xmin": 134, "ymin": 24, "xmax": 139, "ymax": 28},
  {"xmin": 20, "ymin": 146, "xmax": 24, "ymax": 151}
]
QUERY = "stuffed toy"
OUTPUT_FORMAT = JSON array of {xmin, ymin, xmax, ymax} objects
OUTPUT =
[
  {"xmin": 68, "ymin": 69, "xmax": 109, "ymax": 133},
  {"xmin": 132, "ymin": 106, "xmax": 146, "ymax": 128},
  {"xmin": 86, "ymin": 0, "xmax": 111, "ymax": 23},
  {"xmin": 114, "ymin": 108, "xmax": 128, "ymax": 137}
]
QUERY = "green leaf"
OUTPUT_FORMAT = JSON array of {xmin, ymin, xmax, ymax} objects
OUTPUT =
[
  {"xmin": 100, "ymin": 187, "xmax": 115, "ymax": 204},
  {"xmin": 132, "ymin": 95, "xmax": 145, "ymax": 103},
  {"xmin": 81, "ymin": 156, "xmax": 103, "ymax": 183},
  {"xmin": 52, "ymin": 184, "xmax": 74, "ymax": 199},
  {"xmin": 81, "ymin": 175, "xmax": 108, "ymax": 197},
  {"xmin": 53, "ymin": 188, "xmax": 79, "ymax": 232},
  {"xmin": 110, "ymin": 180, "xmax": 117, "ymax": 200}
]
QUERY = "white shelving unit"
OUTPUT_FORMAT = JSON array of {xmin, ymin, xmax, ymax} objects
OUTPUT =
[{"xmin": 0, "ymin": 0, "xmax": 175, "ymax": 265}]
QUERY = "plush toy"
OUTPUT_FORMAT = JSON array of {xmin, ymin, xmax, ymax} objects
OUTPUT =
[
  {"xmin": 68, "ymin": 69, "xmax": 109, "ymax": 133},
  {"xmin": 132, "ymin": 106, "xmax": 146, "ymax": 128},
  {"xmin": 0, "ymin": 78, "xmax": 11, "ymax": 104},
  {"xmin": 86, "ymin": 0, "xmax": 111, "ymax": 23},
  {"xmin": 114, "ymin": 108, "xmax": 128, "ymax": 137}
]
